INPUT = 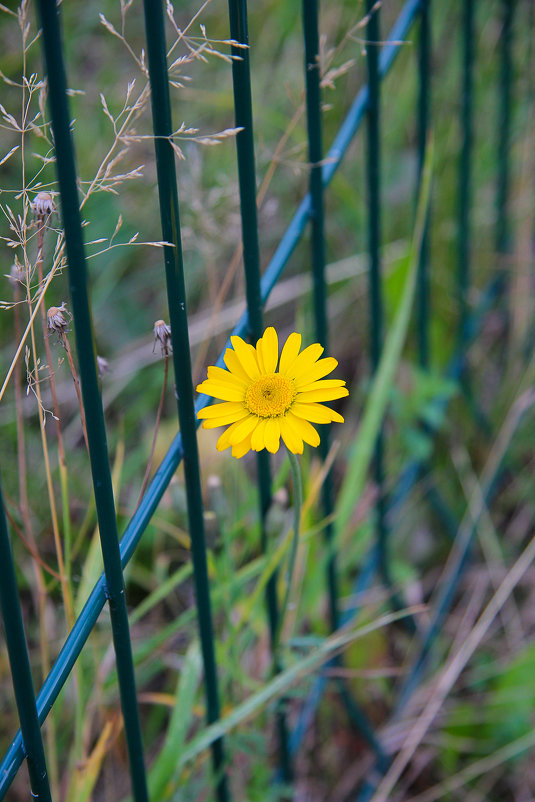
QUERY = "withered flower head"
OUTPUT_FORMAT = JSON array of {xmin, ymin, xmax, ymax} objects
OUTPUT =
[
  {"xmin": 153, "ymin": 319, "xmax": 172, "ymax": 357},
  {"xmin": 31, "ymin": 192, "xmax": 56, "ymax": 221},
  {"xmin": 47, "ymin": 302, "xmax": 71, "ymax": 336}
]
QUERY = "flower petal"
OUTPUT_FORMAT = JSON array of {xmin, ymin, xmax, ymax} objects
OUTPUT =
[
  {"xmin": 279, "ymin": 332, "xmax": 302, "ymax": 375},
  {"xmin": 231, "ymin": 336, "xmax": 261, "ymax": 379},
  {"xmin": 201, "ymin": 409, "xmax": 248, "ymax": 429},
  {"xmin": 280, "ymin": 416, "xmax": 304, "ymax": 454},
  {"xmin": 255, "ymin": 337, "xmax": 266, "ymax": 373},
  {"xmin": 296, "ymin": 386, "xmax": 349, "ymax": 403},
  {"xmin": 207, "ymin": 365, "xmax": 247, "ymax": 387},
  {"xmin": 297, "ymin": 379, "xmax": 346, "ymax": 392},
  {"xmin": 286, "ymin": 412, "xmax": 320, "ymax": 447},
  {"xmin": 251, "ymin": 418, "xmax": 268, "ymax": 451},
  {"xmin": 232, "ymin": 434, "xmax": 252, "ymax": 459},
  {"xmin": 197, "ymin": 401, "xmax": 245, "ymax": 419},
  {"xmin": 293, "ymin": 357, "xmax": 338, "ymax": 386},
  {"xmin": 264, "ymin": 418, "xmax": 281, "ymax": 453},
  {"xmin": 227, "ymin": 414, "xmax": 259, "ymax": 446},
  {"xmin": 258, "ymin": 327, "xmax": 278, "ymax": 374},
  {"xmin": 216, "ymin": 419, "xmax": 246, "ymax": 451},
  {"xmin": 223, "ymin": 347, "xmax": 250, "ymax": 383},
  {"xmin": 196, "ymin": 380, "xmax": 244, "ymax": 402},
  {"xmin": 285, "ymin": 343, "xmax": 324, "ymax": 380},
  {"xmin": 292, "ymin": 402, "xmax": 344, "ymax": 424}
]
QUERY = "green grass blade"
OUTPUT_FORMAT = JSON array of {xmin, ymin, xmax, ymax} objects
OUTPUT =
[
  {"xmin": 334, "ymin": 137, "xmax": 434, "ymax": 549},
  {"xmin": 177, "ymin": 606, "xmax": 421, "ymax": 769},
  {"xmin": 148, "ymin": 642, "xmax": 203, "ymax": 800}
]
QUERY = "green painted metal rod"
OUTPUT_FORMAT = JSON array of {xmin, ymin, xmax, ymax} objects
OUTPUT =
[
  {"xmin": 0, "ymin": 476, "xmax": 52, "ymax": 802},
  {"xmin": 496, "ymin": 0, "xmax": 513, "ymax": 257},
  {"xmin": 365, "ymin": 0, "xmax": 390, "ymax": 591},
  {"xmin": 142, "ymin": 2, "xmax": 230, "ymax": 800},
  {"xmin": 459, "ymin": 0, "xmax": 474, "ymax": 347},
  {"xmin": 302, "ymin": 0, "xmax": 341, "ymax": 635},
  {"xmin": 35, "ymin": 2, "xmax": 149, "ymax": 800},
  {"xmin": 417, "ymin": 0, "xmax": 431, "ymax": 369},
  {"xmin": 227, "ymin": 0, "xmax": 292, "ymax": 786}
]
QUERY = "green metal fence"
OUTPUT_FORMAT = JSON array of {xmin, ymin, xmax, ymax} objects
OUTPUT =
[{"xmin": 0, "ymin": 0, "xmax": 519, "ymax": 799}]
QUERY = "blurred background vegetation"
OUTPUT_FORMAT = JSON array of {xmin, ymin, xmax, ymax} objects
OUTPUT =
[{"xmin": 1, "ymin": 0, "xmax": 535, "ymax": 799}]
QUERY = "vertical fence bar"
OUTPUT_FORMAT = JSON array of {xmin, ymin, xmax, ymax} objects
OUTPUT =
[
  {"xmin": 302, "ymin": 0, "xmax": 340, "ymax": 636},
  {"xmin": 459, "ymin": 0, "xmax": 474, "ymax": 349},
  {"xmin": 496, "ymin": 0, "xmax": 513, "ymax": 259},
  {"xmin": 0, "ymin": 476, "xmax": 52, "ymax": 802},
  {"xmin": 417, "ymin": 0, "xmax": 431, "ymax": 369},
  {"xmin": 141, "ymin": 2, "xmax": 230, "ymax": 800},
  {"xmin": 302, "ymin": 0, "xmax": 385, "ymax": 755},
  {"xmin": 227, "ymin": 0, "xmax": 292, "ymax": 786},
  {"xmin": 365, "ymin": 0, "xmax": 391, "ymax": 593},
  {"xmin": 35, "ymin": 3, "xmax": 149, "ymax": 801}
]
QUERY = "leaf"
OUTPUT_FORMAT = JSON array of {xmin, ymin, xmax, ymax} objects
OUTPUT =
[{"xmin": 67, "ymin": 715, "xmax": 121, "ymax": 802}]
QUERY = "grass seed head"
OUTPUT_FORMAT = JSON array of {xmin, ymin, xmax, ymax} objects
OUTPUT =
[{"xmin": 9, "ymin": 261, "xmax": 25, "ymax": 287}]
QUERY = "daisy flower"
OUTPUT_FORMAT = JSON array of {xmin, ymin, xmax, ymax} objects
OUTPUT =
[{"xmin": 196, "ymin": 327, "xmax": 348, "ymax": 458}]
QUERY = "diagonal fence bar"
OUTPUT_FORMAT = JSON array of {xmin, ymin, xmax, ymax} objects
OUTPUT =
[
  {"xmin": 34, "ymin": 1, "xmax": 149, "ymax": 800},
  {"xmin": 142, "ymin": 1, "xmax": 230, "ymax": 799},
  {"xmin": 227, "ymin": 0, "xmax": 292, "ymax": 785},
  {"xmin": 0, "ymin": 1, "xmax": 428, "ymax": 794},
  {"xmin": 0, "ymin": 476, "xmax": 52, "ymax": 802}
]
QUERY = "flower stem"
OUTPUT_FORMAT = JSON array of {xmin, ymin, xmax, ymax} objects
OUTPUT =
[
  {"xmin": 136, "ymin": 356, "xmax": 169, "ymax": 508},
  {"xmin": 274, "ymin": 449, "xmax": 302, "ymax": 654},
  {"xmin": 61, "ymin": 332, "xmax": 89, "ymax": 454}
]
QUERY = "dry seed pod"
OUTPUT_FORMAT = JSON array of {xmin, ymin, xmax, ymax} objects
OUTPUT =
[
  {"xmin": 47, "ymin": 302, "xmax": 71, "ymax": 335},
  {"xmin": 31, "ymin": 191, "xmax": 56, "ymax": 221},
  {"xmin": 153, "ymin": 319, "xmax": 172, "ymax": 356}
]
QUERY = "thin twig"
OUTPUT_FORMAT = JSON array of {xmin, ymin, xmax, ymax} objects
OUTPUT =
[
  {"xmin": 61, "ymin": 332, "xmax": 90, "ymax": 454},
  {"xmin": 37, "ymin": 218, "xmax": 67, "ymax": 468},
  {"xmin": 4, "ymin": 505, "xmax": 61, "ymax": 581},
  {"xmin": 136, "ymin": 356, "xmax": 169, "ymax": 508}
]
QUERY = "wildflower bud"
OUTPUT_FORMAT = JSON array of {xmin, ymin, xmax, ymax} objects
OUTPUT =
[
  {"xmin": 47, "ymin": 302, "xmax": 71, "ymax": 335},
  {"xmin": 31, "ymin": 191, "xmax": 56, "ymax": 221},
  {"xmin": 97, "ymin": 355, "xmax": 110, "ymax": 377},
  {"xmin": 153, "ymin": 319, "xmax": 172, "ymax": 357}
]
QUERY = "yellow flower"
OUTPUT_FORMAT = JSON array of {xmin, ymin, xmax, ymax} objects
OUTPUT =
[{"xmin": 196, "ymin": 327, "xmax": 348, "ymax": 458}]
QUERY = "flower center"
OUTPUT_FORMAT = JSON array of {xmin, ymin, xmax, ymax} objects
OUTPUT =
[{"xmin": 244, "ymin": 373, "xmax": 296, "ymax": 418}]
